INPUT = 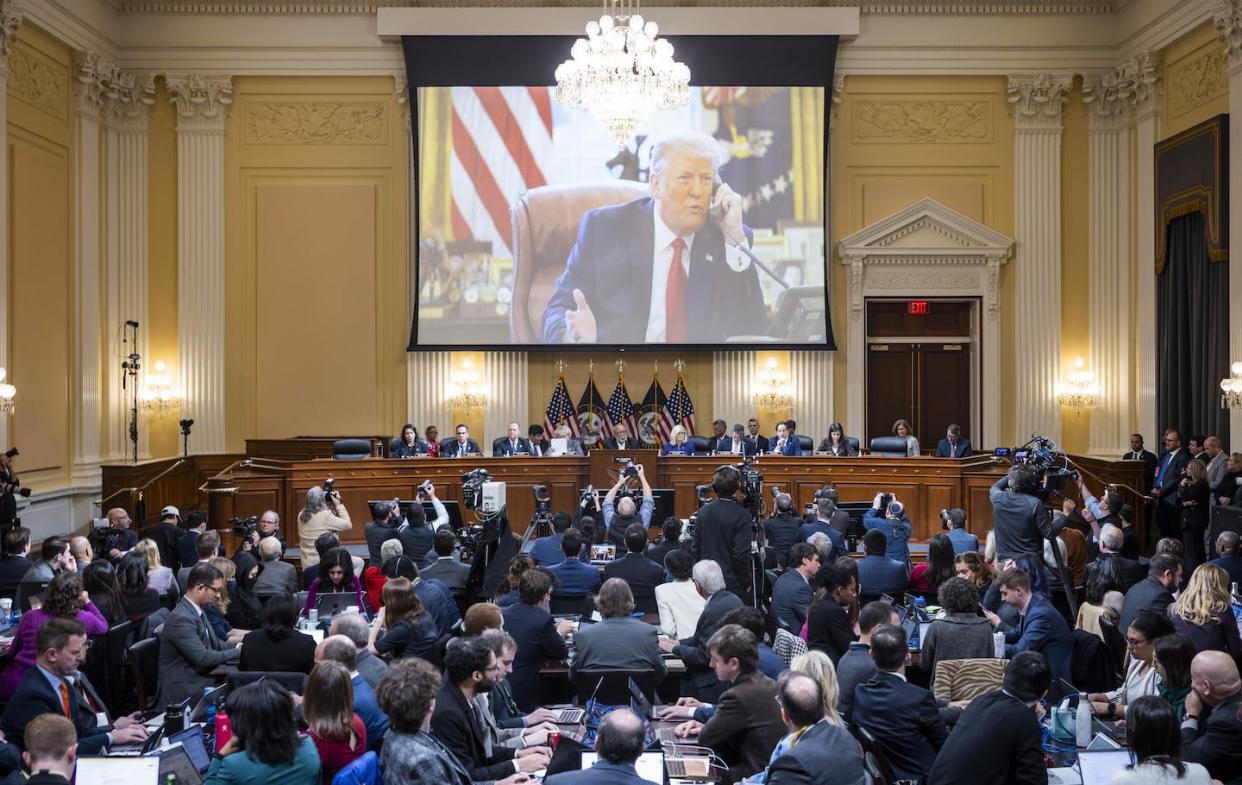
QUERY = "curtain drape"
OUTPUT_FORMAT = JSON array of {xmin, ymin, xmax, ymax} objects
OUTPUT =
[{"xmin": 1156, "ymin": 211, "xmax": 1230, "ymax": 441}]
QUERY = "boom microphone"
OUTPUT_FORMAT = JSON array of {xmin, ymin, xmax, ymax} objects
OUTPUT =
[{"xmin": 125, "ymin": 320, "xmax": 139, "ymax": 327}]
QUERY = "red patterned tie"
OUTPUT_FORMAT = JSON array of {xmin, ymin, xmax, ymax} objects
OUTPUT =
[{"xmin": 665, "ymin": 238, "xmax": 687, "ymax": 341}]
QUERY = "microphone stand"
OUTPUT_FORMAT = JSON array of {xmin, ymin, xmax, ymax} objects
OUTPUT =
[{"xmin": 120, "ymin": 321, "xmax": 141, "ymax": 464}]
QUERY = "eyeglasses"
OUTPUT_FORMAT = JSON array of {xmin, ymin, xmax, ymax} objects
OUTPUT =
[{"xmin": 1125, "ymin": 636, "xmax": 1149, "ymax": 647}]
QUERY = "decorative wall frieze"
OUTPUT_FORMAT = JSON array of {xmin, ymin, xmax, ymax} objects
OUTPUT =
[
  {"xmin": 1167, "ymin": 47, "xmax": 1228, "ymax": 118},
  {"xmin": 9, "ymin": 45, "xmax": 68, "ymax": 120},
  {"xmin": 1216, "ymin": 0, "xmax": 1242, "ymax": 75},
  {"xmin": 1007, "ymin": 73, "xmax": 1072, "ymax": 129},
  {"xmin": 166, "ymin": 73, "xmax": 233, "ymax": 129},
  {"xmin": 852, "ymin": 99, "xmax": 990, "ymax": 143},
  {"xmin": 244, "ymin": 100, "xmax": 387, "ymax": 144}
]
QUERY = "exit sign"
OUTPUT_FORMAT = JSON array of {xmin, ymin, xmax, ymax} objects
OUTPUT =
[{"xmin": 908, "ymin": 300, "xmax": 929, "ymax": 315}]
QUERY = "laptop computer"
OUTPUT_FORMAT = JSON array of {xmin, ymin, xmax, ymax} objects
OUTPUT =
[
  {"xmin": 152, "ymin": 744, "xmax": 203, "ymax": 785},
  {"xmin": 315, "ymin": 592, "xmax": 361, "ymax": 617},
  {"xmin": 190, "ymin": 683, "xmax": 228, "ymax": 724},
  {"xmin": 1077, "ymin": 750, "xmax": 1131, "ymax": 783},
  {"xmin": 589, "ymin": 544, "xmax": 617, "ymax": 564},
  {"xmin": 109, "ymin": 725, "xmax": 165, "ymax": 757},
  {"xmin": 76, "ymin": 756, "xmax": 160, "ymax": 784},
  {"xmin": 165, "ymin": 725, "xmax": 212, "ymax": 775},
  {"xmin": 581, "ymin": 752, "xmax": 665, "ymax": 785}
]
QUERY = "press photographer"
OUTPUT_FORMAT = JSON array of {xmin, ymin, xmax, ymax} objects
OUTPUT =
[
  {"xmin": 297, "ymin": 481, "xmax": 352, "ymax": 569},
  {"xmin": 762, "ymin": 492, "xmax": 801, "ymax": 569},
  {"xmin": 603, "ymin": 461, "xmax": 653, "ymax": 548},
  {"xmin": 91, "ymin": 508, "xmax": 137, "ymax": 563},
  {"xmin": 365, "ymin": 484, "xmax": 449, "ymax": 567},
  {"xmin": 863, "ymin": 493, "xmax": 912, "ymax": 565},
  {"xmin": 688, "ymin": 465, "xmax": 754, "ymax": 602},
  {"xmin": 989, "ymin": 463, "xmax": 1065, "ymax": 563},
  {"xmin": 0, "ymin": 448, "xmax": 31, "ymax": 526}
]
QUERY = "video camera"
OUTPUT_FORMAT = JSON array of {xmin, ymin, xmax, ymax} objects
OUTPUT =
[
  {"xmin": 1, "ymin": 448, "xmax": 30, "ymax": 499},
  {"xmin": 995, "ymin": 433, "xmax": 1078, "ymax": 495},
  {"xmin": 323, "ymin": 477, "xmax": 336, "ymax": 498},
  {"xmin": 461, "ymin": 468, "xmax": 490, "ymax": 510},
  {"xmin": 231, "ymin": 515, "xmax": 258, "ymax": 539},
  {"xmin": 734, "ymin": 457, "xmax": 764, "ymax": 519},
  {"xmin": 532, "ymin": 484, "xmax": 551, "ymax": 514},
  {"xmin": 89, "ymin": 519, "xmax": 126, "ymax": 555}
]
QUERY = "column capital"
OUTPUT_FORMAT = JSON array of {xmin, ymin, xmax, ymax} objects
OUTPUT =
[
  {"xmin": 107, "ymin": 70, "xmax": 156, "ymax": 131},
  {"xmin": 1216, "ymin": 0, "xmax": 1242, "ymax": 76},
  {"xmin": 166, "ymin": 73, "xmax": 233, "ymax": 131},
  {"xmin": 1006, "ymin": 73, "xmax": 1073, "ymax": 130},
  {"xmin": 1119, "ymin": 50, "xmax": 1162, "ymax": 120},
  {"xmin": 1082, "ymin": 69, "xmax": 1130, "ymax": 130},
  {"xmin": 73, "ymin": 50, "xmax": 117, "ymax": 121},
  {"xmin": 0, "ymin": 0, "xmax": 21, "ymax": 70}
]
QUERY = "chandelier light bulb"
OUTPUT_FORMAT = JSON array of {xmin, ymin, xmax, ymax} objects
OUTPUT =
[{"xmin": 1232, "ymin": 361, "xmax": 1242, "ymax": 376}]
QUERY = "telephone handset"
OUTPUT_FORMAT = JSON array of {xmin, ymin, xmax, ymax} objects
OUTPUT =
[{"xmin": 710, "ymin": 175, "xmax": 726, "ymax": 225}]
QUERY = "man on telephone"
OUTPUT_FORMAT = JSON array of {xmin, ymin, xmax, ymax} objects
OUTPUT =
[{"xmin": 541, "ymin": 130, "xmax": 768, "ymax": 344}]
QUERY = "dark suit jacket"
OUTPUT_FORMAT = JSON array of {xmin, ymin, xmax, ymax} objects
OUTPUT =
[
  {"xmin": 752, "ymin": 434, "xmax": 770, "ymax": 453},
  {"xmin": 602, "ymin": 553, "xmax": 664, "ymax": 599},
  {"xmin": 502, "ymin": 602, "xmax": 569, "ymax": 711},
  {"xmin": 140, "ymin": 521, "xmax": 185, "ymax": 570},
  {"xmin": 546, "ymin": 761, "xmax": 651, "ymax": 785},
  {"xmin": 698, "ymin": 670, "xmax": 786, "ymax": 784},
  {"xmin": 766, "ymin": 719, "xmax": 866, "ymax": 785},
  {"xmin": 530, "ymin": 533, "xmax": 566, "ymax": 566},
  {"xmin": 1119, "ymin": 576, "xmax": 1175, "ymax": 637},
  {"xmin": 156, "ymin": 597, "xmax": 240, "ymax": 706},
  {"xmin": 493, "ymin": 437, "xmax": 532, "ymax": 457},
  {"xmin": 856, "ymin": 554, "xmax": 909, "ymax": 597},
  {"xmin": 0, "ymin": 555, "xmax": 30, "ymax": 598},
  {"xmin": 415, "ymin": 577, "xmax": 462, "ymax": 637},
  {"xmin": 772, "ymin": 438, "xmax": 803, "ymax": 456},
  {"xmin": 689, "ymin": 498, "xmax": 754, "ymax": 596},
  {"xmin": 601, "ymin": 438, "xmax": 643, "ymax": 451},
  {"xmin": 1000, "ymin": 595, "xmax": 1073, "ymax": 684},
  {"xmin": 1084, "ymin": 553, "xmax": 1145, "ymax": 593},
  {"xmin": 253, "ymin": 558, "xmax": 298, "ymax": 597},
  {"xmin": 927, "ymin": 690, "xmax": 1046, "ymax": 785},
  {"xmin": 541, "ymin": 196, "xmax": 766, "ymax": 343},
  {"xmin": 0, "ymin": 667, "xmax": 110, "ymax": 754},
  {"xmin": 763, "ymin": 514, "xmax": 803, "ymax": 569},
  {"xmin": 714, "ymin": 436, "xmax": 757, "ymax": 457},
  {"xmin": 853, "ymin": 672, "xmax": 947, "ymax": 783},
  {"xmin": 430, "ymin": 681, "xmax": 516, "ymax": 782},
  {"xmin": 570, "ymin": 616, "xmax": 665, "ymax": 681},
  {"xmin": 421, "ymin": 557, "xmax": 471, "ymax": 592},
  {"xmin": 935, "ymin": 438, "xmax": 973, "ymax": 458},
  {"xmin": 1183, "ymin": 691, "xmax": 1242, "ymax": 784},
  {"xmin": 1156, "ymin": 448, "xmax": 1191, "ymax": 503},
  {"xmin": 392, "ymin": 438, "xmax": 430, "ymax": 458},
  {"xmin": 770, "ymin": 569, "xmax": 812, "ymax": 632},
  {"xmin": 441, "ymin": 438, "xmax": 483, "ymax": 458},
  {"xmin": 675, "ymin": 590, "xmax": 743, "ymax": 694},
  {"xmin": 1122, "ymin": 448, "xmax": 1159, "ymax": 484},
  {"xmin": 989, "ymin": 477, "xmax": 1064, "ymax": 562},
  {"xmin": 239, "ymin": 628, "xmax": 316, "ymax": 674},
  {"xmin": 549, "ymin": 557, "xmax": 601, "ymax": 596},
  {"xmin": 807, "ymin": 596, "xmax": 854, "ymax": 665}
]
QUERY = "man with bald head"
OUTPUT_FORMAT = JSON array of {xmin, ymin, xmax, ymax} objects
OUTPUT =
[
  {"xmin": 103, "ymin": 507, "xmax": 137, "ymax": 561},
  {"xmin": 766, "ymin": 672, "xmax": 865, "ymax": 785},
  {"xmin": 316, "ymin": 633, "xmax": 388, "ymax": 751},
  {"xmin": 68, "ymin": 537, "xmax": 93, "ymax": 570},
  {"xmin": 603, "ymin": 463, "xmax": 653, "ymax": 547},
  {"xmin": 545, "ymin": 708, "xmax": 649, "ymax": 785},
  {"xmin": 1182, "ymin": 650, "xmax": 1242, "ymax": 782},
  {"xmin": 1212, "ymin": 531, "xmax": 1242, "ymax": 586}
]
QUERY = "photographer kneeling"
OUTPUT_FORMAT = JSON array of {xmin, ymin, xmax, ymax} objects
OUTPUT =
[
  {"xmin": 603, "ymin": 464, "xmax": 654, "ymax": 548},
  {"xmin": 689, "ymin": 466, "xmax": 755, "ymax": 602},
  {"xmin": 297, "ymin": 485, "xmax": 351, "ymax": 570}
]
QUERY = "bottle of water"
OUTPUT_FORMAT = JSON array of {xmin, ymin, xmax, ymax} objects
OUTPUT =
[{"xmin": 1075, "ymin": 692, "xmax": 1092, "ymax": 748}]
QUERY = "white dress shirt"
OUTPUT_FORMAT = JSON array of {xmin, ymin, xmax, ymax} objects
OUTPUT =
[{"xmin": 644, "ymin": 212, "xmax": 694, "ymax": 342}]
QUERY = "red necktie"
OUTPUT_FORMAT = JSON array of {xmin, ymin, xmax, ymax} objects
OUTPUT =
[{"xmin": 665, "ymin": 238, "xmax": 687, "ymax": 341}]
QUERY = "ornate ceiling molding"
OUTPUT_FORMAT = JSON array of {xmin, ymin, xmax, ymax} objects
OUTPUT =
[{"xmin": 110, "ymin": 0, "xmax": 1116, "ymax": 12}]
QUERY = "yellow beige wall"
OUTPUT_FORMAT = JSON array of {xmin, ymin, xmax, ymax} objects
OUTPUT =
[
  {"xmin": 1163, "ymin": 21, "xmax": 1230, "ymax": 141},
  {"xmin": 147, "ymin": 78, "xmax": 181, "ymax": 458},
  {"xmin": 1060, "ymin": 80, "xmax": 1091, "ymax": 455},
  {"xmin": 6, "ymin": 23, "xmax": 74, "ymax": 482}
]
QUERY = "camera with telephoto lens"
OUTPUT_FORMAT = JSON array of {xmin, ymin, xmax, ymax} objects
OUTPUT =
[
  {"xmin": 619, "ymin": 459, "xmax": 640, "ymax": 480},
  {"xmin": 417, "ymin": 480, "xmax": 433, "ymax": 498},
  {"xmin": 231, "ymin": 515, "xmax": 258, "ymax": 538},
  {"xmin": 878, "ymin": 492, "xmax": 894, "ymax": 516},
  {"xmin": 89, "ymin": 521, "xmax": 125, "ymax": 555},
  {"xmin": 734, "ymin": 457, "xmax": 764, "ymax": 518},
  {"xmin": 323, "ymin": 477, "xmax": 336, "ymax": 499},
  {"xmin": 1003, "ymin": 433, "xmax": 1078, "ymax": 495},
  {"xmin": 1, "ymin": 448, "xmax": 30, "ymax": 498},
  {"xmin": 461, "ymin": 468, "xmax": 491, "ymax": 510}
]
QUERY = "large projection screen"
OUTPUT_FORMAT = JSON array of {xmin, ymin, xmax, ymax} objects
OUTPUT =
[{"xmin": 404, "ymin": 35, "xmax": 838, "ymax": 350}]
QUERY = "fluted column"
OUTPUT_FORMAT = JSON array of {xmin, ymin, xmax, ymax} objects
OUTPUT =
[
  {"xmin": 711, "ymin": 351, "xmax": 754, "ymax": 429},
  {"xmin": 483, "ymin": 352, "xmax": 528, "ymax": 441},
  {"xmin": 408, "ymin": 352, "xmax": 453, "ymax": 437},
  {"xmin": 1083, "ymin": 70, "xmax": 1133, "ymax": 457},
  {"xmin": 790, "ymin": 350, "xmax": 834, "ymax": 443},
  {"xmin": 1127, "ymin": 53, "xmax": 1162, "ymax": 447},
  {"xmin": 1217, "ymin": 4, "xmax": 1242, "ymax": 446},
  {"xmin": 167, "ymin": 74, "xmax": 232, "ymax": 455},
  {"xmin": 0, "ymin": 2, "xmax": 21, "ymax": 453},
  {"xmin": 1008, "ymin": 74, "xmax": 1071, "ymax": 444}
]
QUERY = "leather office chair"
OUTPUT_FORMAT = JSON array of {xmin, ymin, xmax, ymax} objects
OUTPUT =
[
  {"xmin": 795, "ymin": 435, "xmax": 813, "ymax": 453},
  {"xmin": 126, "ymin": 637, "xmax": 161, "ymax": 712},
  {"xmin": 228, "ymin": 671, "xmax": 308, "ymax": 695},
  {"xmin": 845, "ymin": 436, "xmax": 861, "ymax": 454},
  {"xmin": 688, "ymin": 436, "xmax": 711, "ymax": 454},
  {"xmin": 509, "ymin": 180, "xmax": 649, "ymax": 342},
  {"xmin": 333, "ymin": 438, "xmax": 372, "ymax": 460},
  {"xmin": 869, "ymin": 436, "xmax": 910, "ymax": 458}
]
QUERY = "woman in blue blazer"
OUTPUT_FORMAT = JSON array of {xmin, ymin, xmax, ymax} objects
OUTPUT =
[{"xmin": 662, "ymin": 425, "xmax": 696, "ymax": 457}]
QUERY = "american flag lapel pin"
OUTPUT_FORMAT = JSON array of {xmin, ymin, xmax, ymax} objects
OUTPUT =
[{"xmin": 705, "ymin": 253, "xmax": 713, "ymax": 262}]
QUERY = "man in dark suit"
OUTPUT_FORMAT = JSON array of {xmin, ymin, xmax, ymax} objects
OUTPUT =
[
  {"xmin": 601, "ymin": 423, "xmax": 642, "ymax": 451},
  {"xmin": 1154, "ymin": 429, "xmax": 1191, "ymax": 539},
  {"xmin": 1123, "ymin": 433, "xmax": 1159, "ymax": 484},
  {"xmin": 771, "ymin": 421, "xmax": 803, "ymax": 456},
  {"xmin": 571, "ymin": 579, "xmax": 665, "ymax": 682},
  {"xmin": 502, "ymin": 569, "xmax": 572, "ymax": 711},
  {"xmin": 770, "ymin": 543, "xmax": 818, "ymax": 633},
  {"xmin": 746, "ymin": 419, "xmax": 770, "ymax": 454},
  {"xmin": 806, "ymin": 562, "xmax": 857, "ymax": 666},
  {"xmin": 989, "ymin": 465, "xmax": 1065, "ymax": 563},
  {"xmin": 1119, "ymin": 553, "xmax": 1182, "ymax": 635},
  {"xmin": 1182, "ymin": 650, "xmax": 1242, "ymax": 784},
  {"xmin": 530, "ymin": 512, "xmax": 572, "ymax": 567},
  {"xmin": 493, "ymin": 422, "xmax": 533, "ymax": 457},
  {"xmin": 441, "ymin": 424, "xmax": 483, "ymax": 458},
  {"xmin": 421, "ymin": 529, "xmax": 471, "ymax": 592},
  {"xmin": 0, "ymin": 618, "xmax": 148, "ymax": 754},
  {"xmin": 715, "ymin": 424, "xmax": 757, "ymax": 457},
  {"xmin": 1212, "ymin": 532, "xmax": 1242, "ymax": 585},
  {"xmin": 797, "ymin": 498, "xmax": 847, "ymax": 562},
  {"xmin": 855, "ymin": 530, "xmax": 909, "ymax": 598},
  {"xmin": 252, "ymin": 536, "xmax": 298, "ymax": 599},
  {"xmin": 934, "ymin": 424, "xmax": 973, "ymax": 458},
  {"xmin": 143, "ymin": 506, "xmax": 185, "ymax": 570},
  {"xmin": 644, "ymin": 517, "xmax": 682, "ymax": 570},
  {"xmin": 689, "ymin": 466, "xmax": 756, "ymax": 600},
  {"xmin": 411, "ymin": 565, "xmax": 462, "ymax": 638},
  {"xmin": 548, "ymin": 530, "xmax": 601, "ymax": 596},
  {"xmin": 763, "ymin": 495, "xmax": 802, "ymax": 569},
  {"xmin": 431, "ymin": 638, "xmax": 550, "ymax": 781},
  {"xmin": 766, "ymin": 673, "xmax": 866, "ymax": 785},
  {"xmin": 542, "ymin": 131, "xmax": 766, "ymax": 344},
  {"xmin": 156, "ymin": 563, "xmax": 240, "ymax": 706},
  {"xmin": 603, "ymin": 524, "xmax": 665, "ymax": 602},
  {"xmin": 545, "ymin": 709, "xmax": 650, "ymax": 785},
  {"xmin": 927, "ymin": 652, "xmax": 1051, "ymax": 785},
  {"xmin": 659, "ymin": 560, "xmax": 743, "ymax": 701},
  {"xmin": 176, "ymin": 528, "xmax": 221, "ymax": 592},
  {"xmin": 983, "ymin": 567, "xmax": 1073, "ymax": 684},
  {"xmin": 852, "ymin": 624, "xmax": 947, "ymax": 784},
  {"xmin": 175, "ymin": 510, "xmax": 219, "ymax": 573},
  {"xmin": 0, "ymin": 526, "xmax": 32, "ymax": 599},
  {"xmin": 672, "ymin": 625, "xmax": 785, "ymax": 785}
]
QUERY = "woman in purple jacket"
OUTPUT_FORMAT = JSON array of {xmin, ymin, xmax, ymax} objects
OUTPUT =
[{"xmin": 0, "ymin": 570, "xmax": 108, "ymax": 696}]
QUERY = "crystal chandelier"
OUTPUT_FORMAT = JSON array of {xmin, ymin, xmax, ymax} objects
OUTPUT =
[
  {"xmin": 0, "ymin": 367, "xmax": 15, "ymax": 414},
  {"xmin": 1055, "ymin": 357, "xmax": 1099, "ymax": 414},
  {"xmin": 555, "ymin": 0, "xmax": 690, "ymax": 148},
  {"xmin": 752, "ymin": 358, "xmax": 794, "ymax": 409},
  {"xmin": 449, "ymin": 358, "xmax": 487, "ymax": 410},
  {"xmin": 1221, "ymin": 361, "xmax": 1242, "ymax": 410},
  {"xmin": 139, "ymin": 360, "xmax": 181, "ymax": 417}
]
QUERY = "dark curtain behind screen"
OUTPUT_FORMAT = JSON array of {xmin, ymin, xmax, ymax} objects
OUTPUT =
[{"xmin": 1157, "ymin": 211, "xmax": 1230, "ymax": 440}]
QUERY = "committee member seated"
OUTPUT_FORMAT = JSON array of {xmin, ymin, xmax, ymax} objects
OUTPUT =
[
  {"xmin": 816, "ymin": 422, "xmax": 857, "ymax": 457},
  {"xmin": 771, "ymin": 421, "xmax": 802, "ymax": 456},
  {"xmin": 441, "ymin": 424, "xmax": 482, "ymax": 458},
  {"xmin": 0, "ymin": 618, "xmax": 149, "ymax": 754},
  {"xmin": 156, "ymin": 563, "xmax": 241, "ymax": 706},
  {"xmin": 892, "ymin": 419, "xmax": 920, "ymax": 456},
  {"xmin": 205, "ymin": 679, "xmax": 321, "ymax": 784},
  {"xmin": 8, "ymin": 714, "xmax": 78, "ymax": 785},
  {"xmin": 983, "ymin": 567, "xmax": 1073, "ymax": 683},
  {"xmin": 571, "ymin": 579, "xmax": 665, "ymax": 682},
  {"xmin": 297, "ymin": 485, "xmax": 351, "ymax": 570},
  {"xmin": 659, "ymin": 560, "xmax": 743, "ymax": 702},
  {"xmin": 863, "ymin": 494, "xmax": 912, "ymax": 565},
  {"xmin": 545, "ymin": 709, "xmax": 650, "ymax": 785},
  {"xmin": 548, "ymin": 530, "xmax": 601, "ymax": 596},
  {"xmin": 853, "ymin": 624, "xmax": 946, "ymax": 784},
  {"xmin": 603, "ymin": 465, "xmax": 654, "ymax": 546},
  {"xmin": 1181, "ymin": 650, "xmax": 1242, "ymax": 784},
  {"xmin": 716, "ymin": 424, "xmax": 757, "ymax": 457},
  {"xmin": 548, "ymin": 425, "xmax": 585, "ymax": 457},
  {"xmin": 603, "ymin": 524, "xmax": 665, "ymax": 599},
  {"xmin": 393, "ymin": 423, "xmax": 430, "ymax": 458},
  {"xmin": 935, "ymin": 424, "xmax": 972, "ymax": 458},
  {"xmin": 421, "ymin": 529, "xmax": 471, "ymax": 592},
  {"xmin": 764, "ymin": 672, "xmax": 866, "ymax": 785},
  {"xmin": 855, "ymin": 530, "xmax": 908, "ymax": 599},
  {"xmin": 662, "ymin": 425, "xmax": 696, "ymax": 456},
  {"xmin": 493, "ymin": 422, "xmax": 532, "ymax": 457},
  {"xmin": 655, "ymin": 548, "xmax": 706, "ymax": 640},
  {"xmin": 926, "ymin": 651, "xmax": 1051, "ymax": 785},
  {"xmin": 541, "ymin": 129, "xmax": 766, "ymax": 344},
  {"xmin": 601, "ymin": 423, "xmax": 639, "ymax": 451},
  {"xmin": 502, "ymin": 569, "xmax": 572, "ymax": 711},
  {"xmin": 771, "ymin": 543, "xmax": 819, "ymax": 634}
]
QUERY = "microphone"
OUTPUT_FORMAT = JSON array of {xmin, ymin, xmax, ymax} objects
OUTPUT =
[{"xmin": 125, "ymin": 320, "xmax": 139, "ymax": 327}]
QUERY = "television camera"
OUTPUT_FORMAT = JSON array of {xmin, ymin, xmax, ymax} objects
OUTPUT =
[
  {"xmin": 231, "ymin": 515, "xmax": 258, "ymax": 539},
  {"xmin": 994, "ymin": 433, "xmax": 1078, "ymax": 495}
]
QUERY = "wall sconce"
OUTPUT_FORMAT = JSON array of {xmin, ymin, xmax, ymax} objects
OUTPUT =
[
  {"xmin": 449, "ymin": 358, "xmax": 487, "ymax": 410},
  {"xmin": 1221, "ymin": 361, "xmax": 1242, "ymax": 410},
  {"xmin": 1055, "ymin": 356, "xmax": 1099, "ymax": 414},
  {"xmin": 139, "ymin": 360, "xmax": 181, "ymax": 417},
  {"xmin": 0, "ymin": 368, "xmax": 15, "ymax": 414},
  {"xmin": 752, "ymin": 357, "xmax": 793, "ymax": 409}
]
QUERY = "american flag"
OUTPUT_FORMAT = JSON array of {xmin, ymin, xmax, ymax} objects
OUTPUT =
[
  {"xmin": 543, "ymin": 374, "xmax": 579, "ymax": 438},
  {"xmin": 577, "ymin": 375, "xmax": 609, "ymax": 449},
  {"xmin": 604, "ymin": 376, "xmax": 640, "ymax": 440},
  {"xmin": 450, "ymin": 86, "xmax": 554, "ymax": 258},
  {"xmin": 637, "ymin": 376, "xmax": 667, "ymax": 448},
  {"xmin": 659, "ymin": 373, "xmax": 696, "ymax": 442}
]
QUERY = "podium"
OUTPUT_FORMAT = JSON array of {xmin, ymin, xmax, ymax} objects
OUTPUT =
[{"xmin": 588, "ymin": 448, "xmax": 657, "ymax": 488}]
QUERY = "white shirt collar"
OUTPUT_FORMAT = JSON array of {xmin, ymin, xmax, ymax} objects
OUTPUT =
[{"xmin": 653, "ymin": 206, "xmax": 694, "ymax": 256}]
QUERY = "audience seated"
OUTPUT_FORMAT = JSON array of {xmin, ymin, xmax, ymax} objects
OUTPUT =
[
  {"xmin": 302, "ymin": 532, "xmax": 341, "ymax": 590},
  {"xmin": 156, "ymin": 563, "xmax": 240, "ymax": 706},
  {"xmin": 603, "ymin": 524, "xmax": 665, "ymax": 601},
  {"xmin": 1210, "ymin": 531, "xmax": 1242, "ymax": 586},
  {"xmin": 1121, "ymin": 553, "xmax": 1183, "ymax": 634},
  {"xmin": 571, "ymin": 578, "xmax": 665, "ymax": 681},
  {"xmin": 764, "ymin": 672, "xmax": 864, "ymax": 785},
  {"xmin": 920, "ymin": 576, "xmax": 994, "ymax": 682},
  {"xmin": 463, "ymin": 602, "xmax": 504, "ymax": 638},
  {"xmin": 370, "ymin": 577, "xmax": 439, "ymax": 661},
  {"xmin": 544, "ymin": 709, "xmax": 649, "ymax": 785},
  {"xmin": 548, "ymin": 529, "xmax": 600, "ymax": 596},
  {"xmin": 836, "ymin": 601, "xmax": 896, "ymax": 722},
  {"xmin": 1084, "ymin": 524, "xmax": 1146, "ymax": 593},
  {"xmin": 926, "ymin": 652, "xmax": 1051, "ymax": 785},
  {"xmin": 3, "ymin": 714, "xmax": 76, "ymax": 785},
  {"xmin": 203, "ymin": 679, "xmax": 320, "ymax": 784},
  {"xmin": 719, "ymin": 606, "xmax": 784, "ymax": 680},
  {"xmin": 763, "ymin": 496, "xmax": 803, "ymax": 569},
  {"xmin": 67, "ymin": 538, "xmax": 92, "ymax": 571},
  {"xmin": 118, "ymin": 551, "xmax": 163, "ymax": 620},
  {"xmin": 0, "ymin": 572, "xmax": 107, "ymax": 698},
  {"xmin": 1115, "ymin": 695, "xmax": 1214, "ymax": 785},
  {"xmin": 204, "ymin": 557, "xmax": 248, "ymax": 643},
  {"xmin": 502, "ymin": 569, "xmax": 571, "ymax": 711},
  {"xmin": 134, "ymin": 539, "xmax": 178, "ymax": 601},
  {"xmin": 645, "ymin": 517, "xmax": 683, "ymax": 570},
  {"xmin": 239, "ymin": 594, "xmax": 316, "ymax": 674},
  {"xmin": 863, "ymin": 495, "xmax": 912, "ymax": 565},
  {"xmin": 1088, "ymin": 610, "xmax": 1173, "ymax": 718},
  {"xmin": 943, "ymin": 509, "xmax": 978, "ymax": 554},
  {"xmin": 81, "ymin": 559, "xmax": 126, "ymax": 626},
  {"xmin": 0, "ymin": 618, "xmax": 147, "ymax": 754},
  {"xmin": 954, "ymin": 551, "xmax": 994, "ymax": 602},
  {"xmin": 805, "ymin": 561, "xmax": 856, "ymax": 666},
  {"xmin": 770, "ymin": 543, "xmax": 818, "ymax": 634},
  {"xmin": 495, "ymin": 555, "xmax": 534, "ymax": 608},
  {"xmin": 787, "ymin": 650, "xmax": 842, "ymax": 727},
  {"xmin": 252, "ymin": 536, "xmax": 297, "ymax": 599},
  {"xmin": 984, "ymin": 567, "xmax": 1073, "ymax": 683},
  {"xmin": 852, "ymin": 624, "xmax": 947, "ymax": 784},
  {"xmin": 529, "ymin": 512, "xmax": 572, "ymax": 567},
  {"xmin": 330, "ymin": 612, "xmax": 388, "ymax": 690},
  {"xmin": 227, "ymin": 553, "xmax": 264, "ymax": 630},
  {"xmin": 855, "ymin": 530, "xmax": 908, "ymax": 598},
  {"xmin": 304, "ymin": 660, "xmax": 367, "ymax": 782},
  {"xmin": 474, "ymin": 631, "xmax": 559, "ymax": 751},
  {"xmin": 1171, "ymin": 563, "xmax": 1242, "ymax": 661},
  {"xmin": 406, "ymin": 558, "xmax": 461, "ymax": 637},
  {"xmin": 304, "ymin": 547, "xmax": 365, "ymax": 616},
  {"xmin": 655, "ymin": 548, "xmax": 705, "ymax": 640},
  {"xmin": 15, "ymin": 537, "xmax": 72, "ymax": 612},
  {"xmin": 908, "ymin": 533, "xmax": 955, "ymax": 597},
  {"xmin": 421, "ymin": 529, "xmax": 471, "ymax": 591},
  {"xmin": 659, "ymin": 560, "xmax": 742, "ymax": 702},
  {"xmin": 316, "ymin": 635, "xmax": 389, "ymax": 752},
  {"xmin": 176, "ymin": 529, "xmax": 221, "ymax": 592},
  {"xmin": 363, "ymin": 539, "xmax": 404, "ymax": 611},
  {"xmin": 0, "ymin": 526, "xmax": 31, "ymax": 599},
  {"xmin": 1156, "ymin": 634, "xmax": 1196, "ymax": 721},
  {"xmin": 1181, "ymin": 650, "xmax": 1242, "ymax": 783}
]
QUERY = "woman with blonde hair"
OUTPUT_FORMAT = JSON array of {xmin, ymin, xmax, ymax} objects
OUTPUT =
[
  {"xmin": 304, "ymin": 660, "xmax": 366, "ymax": 783},
  {"xmin": 1180, "ymin": 459, "xmax": 1211, "ymax": 571},
  {"xmin": 134, "ymin": 538, "xmax": 178, "ymax": 601},
  {"xmin": 789, "ymin": 650, "xmax": 842, "ymax": 726},
  {"xmin": 1170, "ymin": 563, "xmax": 1242, "ymax": 659},
  {"xmin": 662, "ymin": 424, "xmax": 695, "ymax": 456}
]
